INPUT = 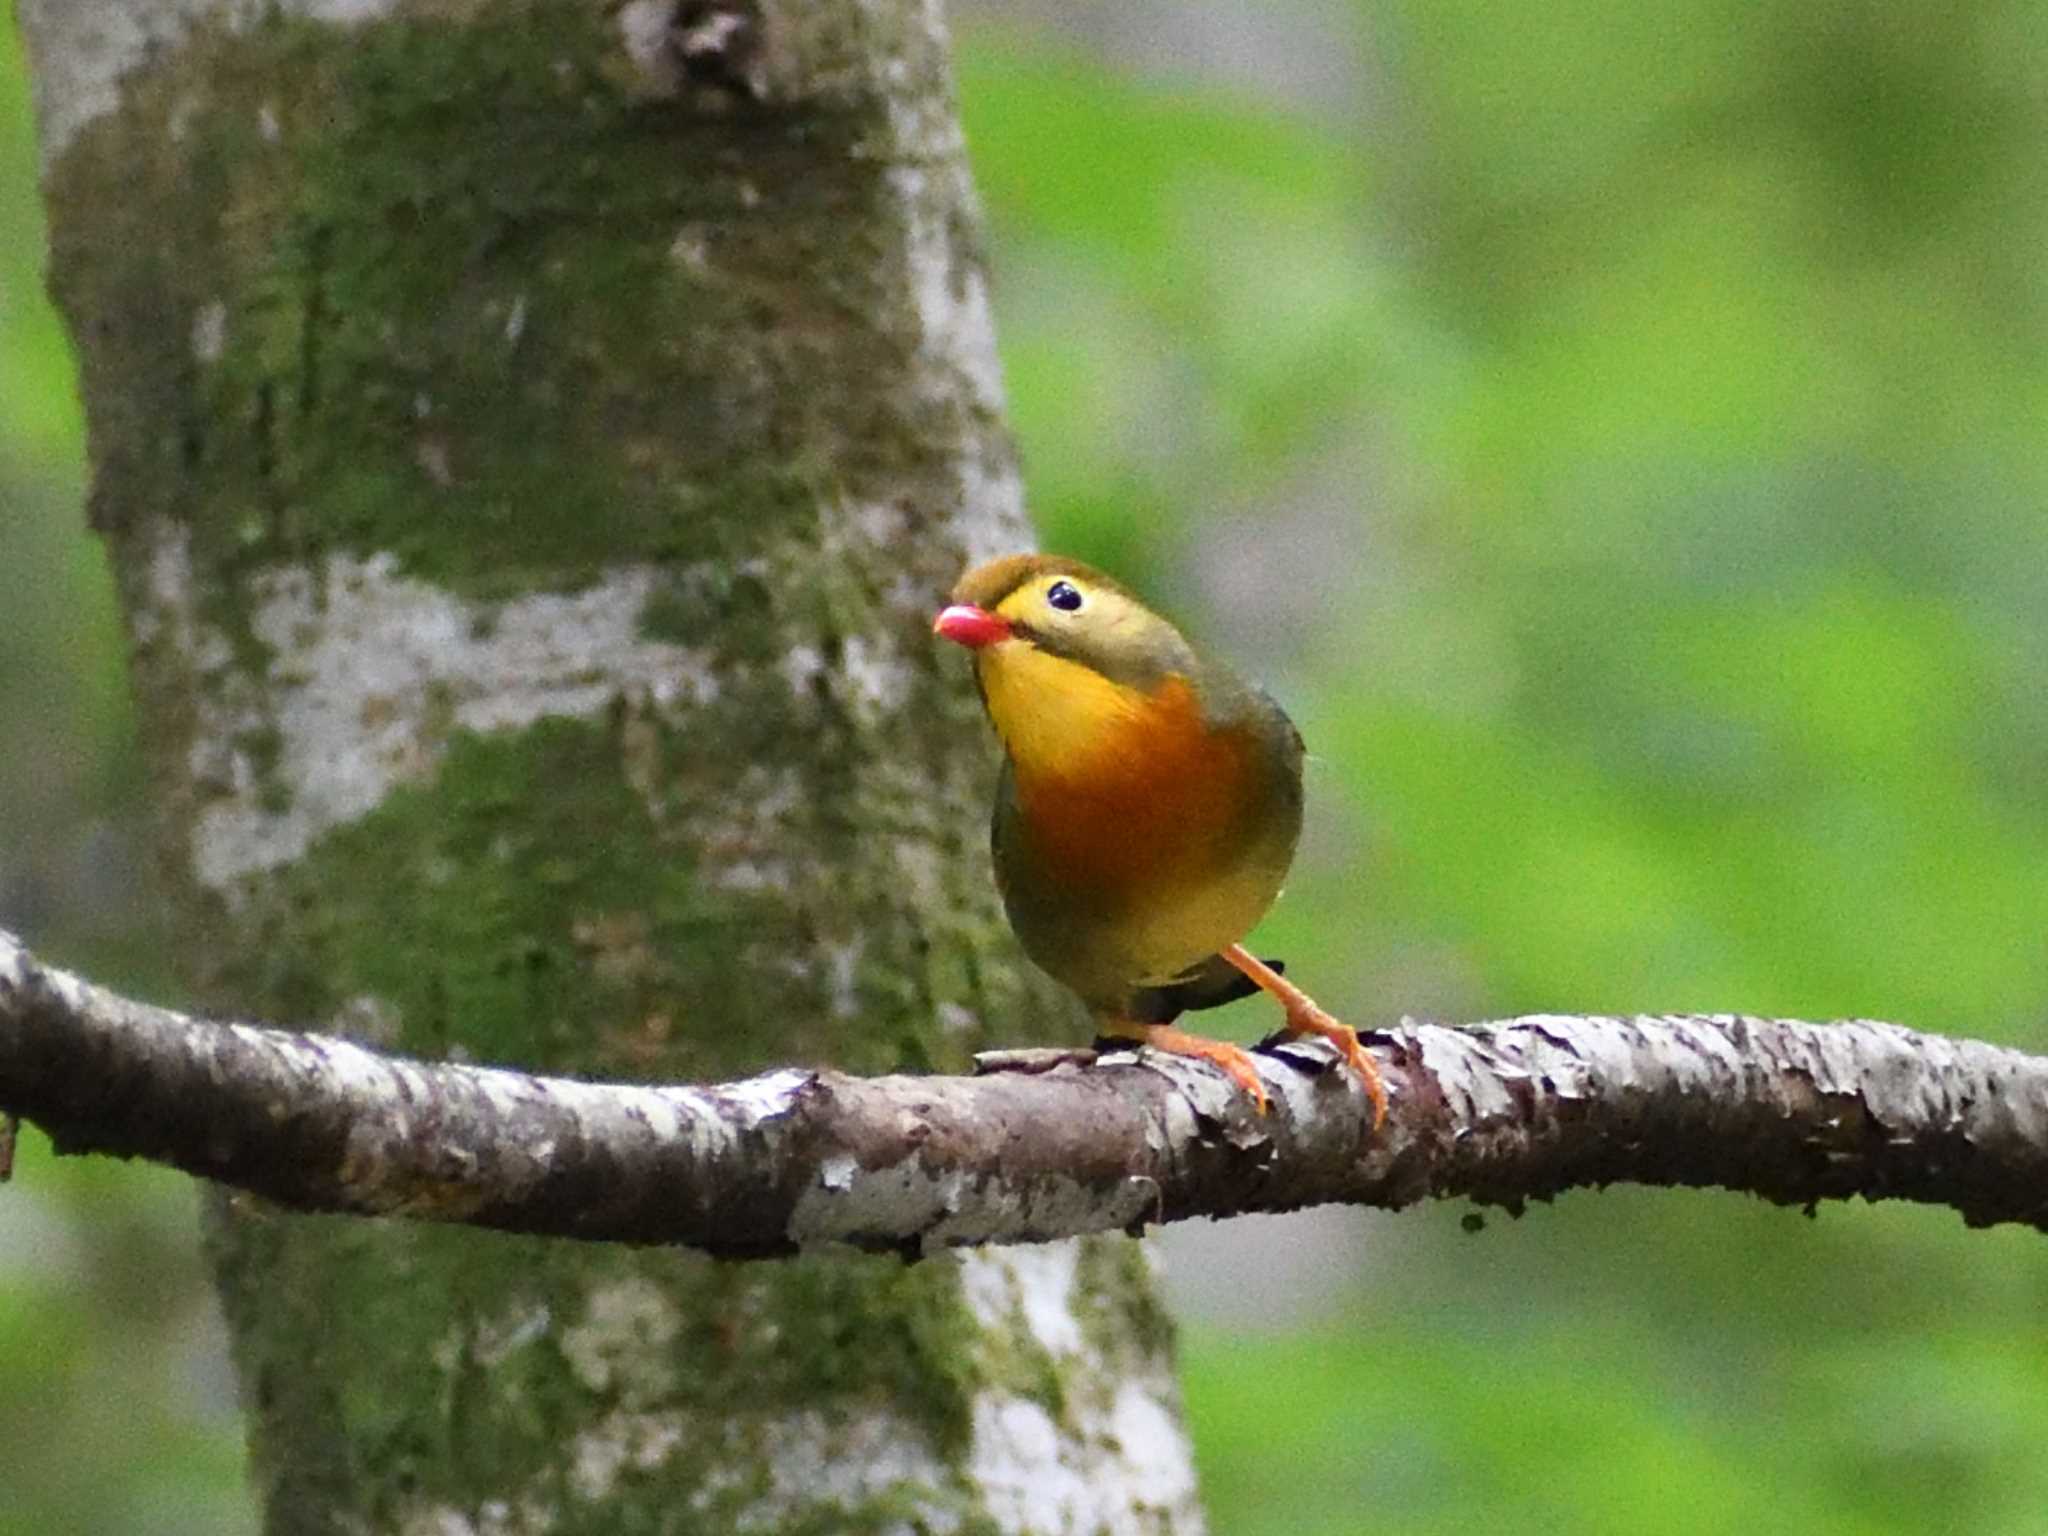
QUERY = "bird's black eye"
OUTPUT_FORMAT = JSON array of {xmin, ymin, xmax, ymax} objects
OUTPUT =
[{"xmin": 1046, "ymin": 580, "xmax": 1083, "ymax": 613}]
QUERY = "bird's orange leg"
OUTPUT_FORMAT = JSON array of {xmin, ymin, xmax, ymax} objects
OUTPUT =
[
  {"xmin": 1221, "ymin": 944, "xmax": 1387, "ymax": 1129},
  {"xmin": 1107, "ymin": 1021, "xmax": 1269, "ymax": 1113}
]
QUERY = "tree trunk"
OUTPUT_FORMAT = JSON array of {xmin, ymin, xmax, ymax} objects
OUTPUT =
[{"xmin": 15, "ymin": 1, "xmax": 1205, "ymax": 1529}]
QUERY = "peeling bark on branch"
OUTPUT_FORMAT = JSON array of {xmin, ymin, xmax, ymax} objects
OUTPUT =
[{"xmin": 9, "ymin": 928, "xmax": 2047, "ymax": 1249}]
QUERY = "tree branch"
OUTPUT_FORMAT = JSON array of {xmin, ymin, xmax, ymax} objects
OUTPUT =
[{"xmin": 6, "ymin": 927, "xmax": 2047, "ymax": 1252}]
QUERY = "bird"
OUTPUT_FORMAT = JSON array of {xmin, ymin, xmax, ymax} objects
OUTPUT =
[{"xmin": 933, "ymin": 552, "xmax": 1387, "ymax": 1125}]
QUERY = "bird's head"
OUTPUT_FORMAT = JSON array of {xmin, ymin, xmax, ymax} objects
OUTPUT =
[
  {"xmin": 933, "ymin": 554, "xmax": 1205, "ymax": 776},
  {"xmin": 933, "ymin": 554, "xmax": 1195, "ymax": 690}
]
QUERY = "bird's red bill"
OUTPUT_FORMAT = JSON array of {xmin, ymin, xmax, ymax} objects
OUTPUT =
[{"xmin": 933, "ymin": 604, "xmax": 1013, "ymax": 649}]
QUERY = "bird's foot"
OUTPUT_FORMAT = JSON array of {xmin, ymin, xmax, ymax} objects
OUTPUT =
[
  {"xmin": 1134, "ymin": 1024, "xmax": 1269, "ymax": 1114},
  {"xmin": 1278, "ymin": 1001, "xmax": 1388, "ymax": 1130},
  {"xmin": 1221, "ymin": 943, "xmax": 1388, "ymax": 1129}
]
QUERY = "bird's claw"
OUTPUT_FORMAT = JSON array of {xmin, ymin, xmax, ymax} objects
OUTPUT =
[
  {"xmin": 1284, "ymin": 1004, "xmax": 1388, "ymax": 1130},
  {"xmin": 1134, "ymin": 1024, "xmax": 1270, "ymax": 1114},
  {"xmin": 1210, "ymin": 1044, "xmax": 1270, "ymax": 1115}
]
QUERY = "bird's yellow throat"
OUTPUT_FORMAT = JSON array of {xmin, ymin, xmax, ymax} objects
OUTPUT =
[{"xmin": 973, "ymin": 641, "xmax": 1155, "ymax": 784}]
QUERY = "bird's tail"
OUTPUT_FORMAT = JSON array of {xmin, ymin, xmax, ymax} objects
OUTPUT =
[{"xmin": 1115, "ymin": 953, "xmax": 1285, "ymax": 1027}]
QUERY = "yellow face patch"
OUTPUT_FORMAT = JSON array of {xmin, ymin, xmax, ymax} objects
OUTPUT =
[{"xmin": 991, "ymin": 573, "xmax": 1153, "ymax": 658}]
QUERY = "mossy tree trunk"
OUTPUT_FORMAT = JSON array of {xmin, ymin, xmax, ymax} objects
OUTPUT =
[{"xmin": 16, "ymin": 1, "xmax": 1204, "ymax": 1529}]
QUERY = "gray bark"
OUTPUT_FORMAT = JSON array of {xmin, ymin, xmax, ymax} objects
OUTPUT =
[
  {"xmin": 9, "ymin": 926, "xmax": 2048, "ymax": 1243},
  {"xmin": 15, "ymin": 1, "xmax": 1203, "ymax": 1531}
]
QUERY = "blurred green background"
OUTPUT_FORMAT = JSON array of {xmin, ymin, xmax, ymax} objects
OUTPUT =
[{"xmin": 6, "ymin": 2, "xmax": 2048, "ymax": 1532}]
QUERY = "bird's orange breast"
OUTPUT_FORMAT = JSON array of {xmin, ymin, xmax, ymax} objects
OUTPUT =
[{"xmin": 985, "ymin": 650, "xmax": 1259, "ymax": 902}]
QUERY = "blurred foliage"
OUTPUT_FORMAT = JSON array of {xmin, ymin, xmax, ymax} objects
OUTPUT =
[{"xmin": 4, "ymin": 1, "xmax": 2048, "ymax": 1531}]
